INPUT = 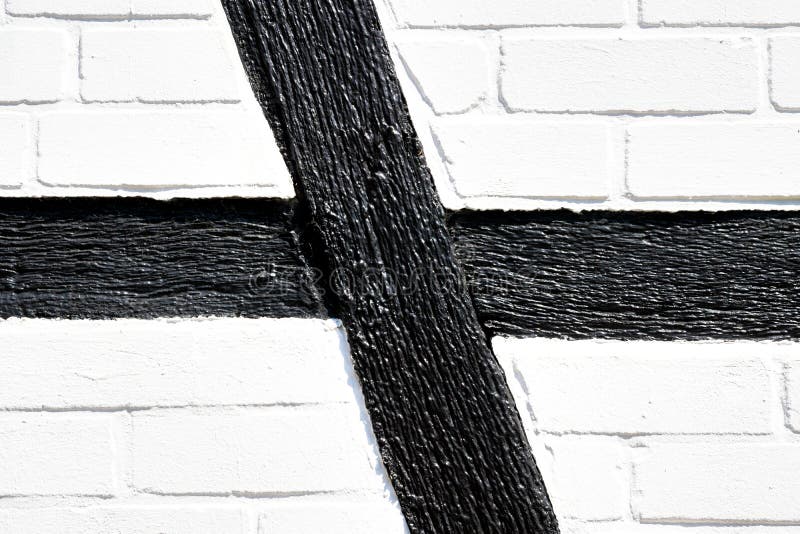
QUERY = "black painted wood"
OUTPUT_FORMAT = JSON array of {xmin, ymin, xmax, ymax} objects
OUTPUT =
[
  {"xmin": 449, "ymin": 209, "xmax": 800, "ymax": 340},
  {"xmin": 0, "ymin": 197, "xmax": 323, "ymax": 319},
  {"xmin": 221, "ymin": 1, "xmax": 558, "ymax": 532}
]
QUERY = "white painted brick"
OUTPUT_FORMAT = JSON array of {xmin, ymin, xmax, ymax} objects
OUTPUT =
[
  {"xmin": 0, "ymin": 29, "xmax": 68, "ymax": 103},
  {"xmin": 0, "ymin": 114, "xmax": 33, "ymax": 187},
  {"xmin": 560, "ymin": 522, "xmax": 800, "ymax": 534},
  {"xmin": 7, "ymin": 0, "xmax": 128, "ymax": 16},
  {"xmin": 497, "ymin": 339, "xmax": 772, "ymax": 434},
  {"xmin": 546, "ymin": 437, "xmax": 627, "ymax": 520},
  {"xmin": 641, "ymin": 0, "xmax": 800, "ymax": 27},
  {"xmin": 433, "ymin": 119, "xmax": 609, "ymax": 198},
  {"xmin": 0, "ymin": 506, "xmax": 246, "ymax": 534},
  {"xmin": 132, "ymin": 0, "xmax": 212, "ymax": 17},
  {"xmin": 81, "ymin": 28, "xmax": 237, "ymax": 103},
  {"xmin": 0, "ymin": 318, "xmax": 355, "ymax": 410},
  {"xmin": 391, "ymin": 0, "xmax": 626, "ymax": 27},
  {"xmin": 770, "ymin": 37, "xmax": 800, "ymax": 111},
  {"xmin": 628, "ymin": 123, "xmax": 800, "ymax": 199},
  {"xmin": 0, "ymin": 413, "xmax": 114, "ymax": 496},
  {"xmin": 396, "ymin": 35, "xmax": 491, "ymax": 114},
  {"xmin": 7, "ymin": 0, "xmax": 211, "ymax": 17},
  {"xmin": 634, "ymin": 443, "xmax": 800, "ymax": 522},
  {"xmin": 37, "ymin": 111, "xmax": 293, "ymax": 191},
  {"xmin": 132, "ymin": 406, "xmax": 385, "ymax": 494},
  {"xmin": 787, "ymin": 360, "xmax": 800, "ymax": 432},
  {"xmin": 259, "ymin": 501, "xmax": 408, "ymax": 534},
  {"xmin": 502, "ymin": 37, "xmax": 758, "ymax": 113}
]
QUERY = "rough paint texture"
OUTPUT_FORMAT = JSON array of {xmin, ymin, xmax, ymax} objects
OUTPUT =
[
  {"xmin": 449, "ymin": 210, "xmax": 800, "ymax": 340},
  {"xmin": 221, "ymin": 1, "xmax": 558, "ymax": 532},
  {"xmin": 0, "ymin": 198, "xmax": 322, "ymax": 319}
]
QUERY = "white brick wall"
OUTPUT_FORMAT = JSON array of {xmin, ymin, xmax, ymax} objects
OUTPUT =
[
  {"xmin": 0, "ymin": 0, "xmax": 292, "ymax": 198},
  {"xmin": 377, "ymin": 0, "xmax": 800, "ymax": 211},
  {"xmin": 4, "ymin": 0, "xmax": 800, "ymax": 208},
  {"xmin": 0, "ymin": 318, "xmax": 407, "ymax": 534},
  {"xmin": 496, "ymin": 337, "xmax": 800, "ymax": 531},
  {"xmin": 640, "ymin": 1, "xmax": 800, "ymax": 28}
]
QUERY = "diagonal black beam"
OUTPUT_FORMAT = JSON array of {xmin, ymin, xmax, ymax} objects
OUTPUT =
[{"xmin": 220, "ymin": 1, "xmax": 558, "ymax": 532}]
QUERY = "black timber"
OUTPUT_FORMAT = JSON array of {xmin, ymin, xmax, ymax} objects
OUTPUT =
[
  {"xmin": 221, "ymin": 1, "xmax": 559, "ymax": 533},
  {"xmin": 449, "ymin": 209, "xmax": 800, "ymax": 340},
  {"xmin": 0, "ymin": 197, "xmax": 323, "ymax": 319}
]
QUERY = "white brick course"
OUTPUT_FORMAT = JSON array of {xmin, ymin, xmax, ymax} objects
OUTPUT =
[
  {"xmin": 0, "ymin": 29, "xmax": 69, "ymax": 103},
  {"xmin": 496, "ymin": 338, "xmax": 773, "ymax": 434},
  {"xmin": 770, "ymin": 37, "xmax": 800, "ymax": 111},
  {"xmin": 501, "ymin": 37, "xmax": 758, "ymax": 114},
  {"xmin": 0, "ymin": 114, "xmax": 33, "ymax": 187},
  {"xmin": 641, "ymin": 0, "xmax": 800, "ymax": 27},
  {"xmin": 133, "ymin": 0, "xmax": 212, "ymax": 18},
  {"xmin": 433, "ymin": 119, "xmax": 610, "ymax": 198},
  {"xmin": 396, "ymin": 35, "xmax": 491, "ymax": 114},
  {"xmin": 0, "ymin": 413, "xmax": 115, "ymax": 496},
  {"xmin": 37, "ymin": 110, "xmax": 292, "ymax": 191},
  {"xmin": 7, "ymin": 0, "xmax": 212, "ymax": 18},
  {"xmin": 634, "ymin": 443, "xmax": 800, "ymax": 522},
  {"xmin": 560, "ymin": 523, "xmax": 800, "ymax": 534},
  {"xmin": 0, "ymin": 506, "xmax": 247, "ymax": 534},
  {"xmin": 132, "ymin": 406, "xmax": 386, "ymax": 495},
  {"xmin": 81, "ymin": 28, "xmax": 238, "ymax": 103},
  {"xmin": 390, "ymin": 0, "xmax": 626, "ymax": 27},
  {"xmin": 628, "ymin": 123, "xmax": 800, "ymax": 199},
  {"xmin": 259, "ymin": 502, "xmax": 408, "ymax": 534},
  {"xmin": 0, "ymin": 318, "xmax": 355, "ymax": 409}
]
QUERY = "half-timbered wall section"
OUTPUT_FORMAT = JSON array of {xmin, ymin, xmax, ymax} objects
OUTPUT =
[{"xmin": 1, "ymin": 1, "xmax": 799, "ymax": 533}]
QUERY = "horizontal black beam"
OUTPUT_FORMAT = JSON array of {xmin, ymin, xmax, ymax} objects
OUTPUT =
[
  {"xmin": 449, "ymin": 209, "xmax": 800, "ymax": 341},
  {"xmin": 0, "ymin": 197, "xmax": 323, "ymax": 319}
]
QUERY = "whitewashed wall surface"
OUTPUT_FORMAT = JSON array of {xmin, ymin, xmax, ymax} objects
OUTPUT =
[{"xmin": 0, "ymin": 1, "xmax": 799, "ymax": 533}]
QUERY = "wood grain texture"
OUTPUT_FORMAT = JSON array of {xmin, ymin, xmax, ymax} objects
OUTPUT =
[
  {"xmin": 449, "ymin": 209, "xmax": 800, "ymax": 340},
  {"xmin": 0, "ymin": 198, "xmax": 323, "ymax": 319},
  {"xmin": 221, "ymin": 1, "xmax": 559, "ymax": 532}
]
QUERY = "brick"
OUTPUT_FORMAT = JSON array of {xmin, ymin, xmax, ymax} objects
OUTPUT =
[
  {"xmin": 787, "ymin": 361, "xmax": 800, "ymax": 432},
  {"xmin": 259, "ymin": 502, "xmax": 408, "ymax": 534},
  {"xmin": 770, "ymin": 37, "xmax": 800, "ymax": 111},
  {"xmin": 432, "ymin": 119, "xmax": 609, "ymax": 199},
  {"xmin": 0, "ymin": 318, "xmax": 355, "ymax": 410},
  {"xmin": 132, "ymin": 0, "xmax": 212, "ymax": 17},
  {"xmin": 0, "ymin": 507, "xmax": 246, "ymax": 534},
  {"xmin": 0, "ymin": 29, "xmax": 68, "ymax": 103},
  {"xmin": 37, "ymin": 111, "xmax": 293, "ymax": 191},
  {"xmin": 497, "ymin": 338, "xmax": 772, "ymax": 434},
  {"xmin": 560, "ymin": 522, "xmax": 800, "ymax": 534},
  {"xmin": 7, "ymin": 0, "xmax": 129, "ymax": 16},
  {"xmin": 0, "ymin": 114, "xmax": 33, "ymax": 187},
  {"xmin": 628, "ymin": 123, "xmax": 800, "ymax": 198},
  {"xmin": 0, "ymin": 413, "xmax": 114, "ymax": 496},
  {"xmin": 634, "ymin": 443, "xmax": 800, "ymax": 522},
  {"xmin": 396, "ymin": 35, "xmax": 490, "ymax": 114},
  {"xmin": 81, "ymin": 28, "xmax": 237, "ymax": 103},
  {"xmin": 546, "ymin": 437, "xmax": 627, "ymax": 520},
  {"xmin": 502, "ymin": 37, "xmax": 757, "ymax": 113},
  {"xmin": 641, "ymin": 0, "xmax": 800, "ymax": 26},
  {"xmin": 391, "ymin": 0, "xmax": 625, "ymax": 27},
  {"xmin": 132, "ymin": 406, "xmax": 385, "ymax": 494},
  {"xmin": 7, "ymin": 0, "xmax": 212, "ymax": 17}
]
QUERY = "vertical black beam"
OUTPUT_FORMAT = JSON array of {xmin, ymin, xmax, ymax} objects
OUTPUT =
[{"xmin": 221, "ymin": 1, "xmax": 558, "ymax": 532}]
